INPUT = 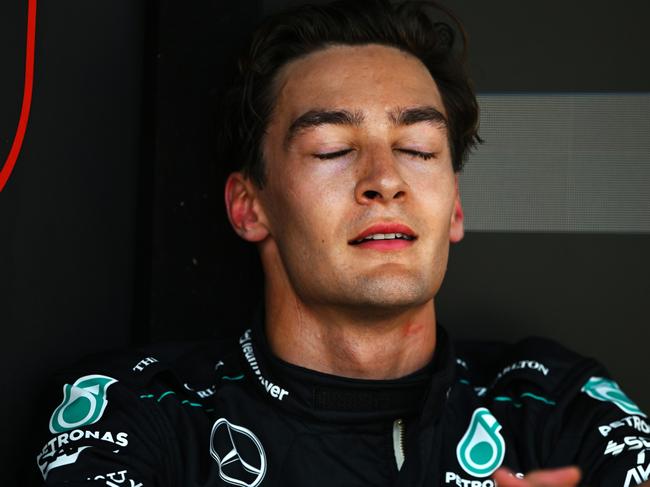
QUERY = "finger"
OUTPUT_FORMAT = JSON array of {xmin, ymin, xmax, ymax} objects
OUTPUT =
[
  {"xmin": 492, "ymin": 468, "xmax": 527, "ymax": 486},
  {"xmin": 492, "ymin": 466, "xmax": 581, "ymax": 487},
  {"xmin": 523, "ymin": 466, "xmax": 581, "ymax": 486}
]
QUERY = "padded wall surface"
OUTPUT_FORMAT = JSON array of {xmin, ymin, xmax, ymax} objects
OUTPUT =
[
  {"xmin": 0, "ymin": 1, "xmax": 146, "ymax": 483},
  {"xmin": 462, "ymin": 93, "xmax": 650, "ymax": 233},
  {"xmin": 149, "ymin": 0, "xmax": 264, "ymax": 341},
  {"xmin": 449, "ymin": 0, "xmax": 650, "ymax": 93}
]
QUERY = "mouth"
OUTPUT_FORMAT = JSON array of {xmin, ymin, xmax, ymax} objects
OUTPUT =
[{"xmin": 349, "ymin": 223, "xmax": 417, "ymax": 249}]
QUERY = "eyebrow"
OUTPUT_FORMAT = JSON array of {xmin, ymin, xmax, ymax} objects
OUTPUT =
[
  {"xmin": 388, "ymin": 106, "xmax": 448, "ymax": 127},
  {"xmin": 284, "ymin": 105, "xmax": 448, "ymax": 146},
  {"xmin": 285, "ymin": 109, "xmax": 364, "ymax": 145}
]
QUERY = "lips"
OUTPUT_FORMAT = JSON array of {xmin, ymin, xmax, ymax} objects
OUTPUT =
[{"xmin": 349, "ymin": 223, "xmax": 417, "ymax": 245}]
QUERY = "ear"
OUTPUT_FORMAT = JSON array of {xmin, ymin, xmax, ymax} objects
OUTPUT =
[
  {"xmin": 224, "ymin": 172, "xmax": 270, "ymax": 242},
  {"xmin": 449, "ymin": 176, "xmax": 464, "ymax": 243}
]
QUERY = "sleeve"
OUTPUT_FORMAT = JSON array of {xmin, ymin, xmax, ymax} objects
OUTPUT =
[
  {"xmin": 547, "ymin": 372, "xmax": 650, "ymax": 487},
  {"xmin": 34, "ymin": 369, "xmax": 175, "ymax": 486}
]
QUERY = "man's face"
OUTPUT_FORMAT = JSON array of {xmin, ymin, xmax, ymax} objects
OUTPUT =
[{"xmin": 254, "ymin": 44, "xmax": 463, "ymax": 315}]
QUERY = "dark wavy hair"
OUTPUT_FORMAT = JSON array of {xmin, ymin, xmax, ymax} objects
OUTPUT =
[{"xmin": 218, "ymin": 0, "xmax": 481, "ymax": 187}]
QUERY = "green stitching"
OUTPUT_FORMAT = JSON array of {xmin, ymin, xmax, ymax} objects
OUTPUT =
[
  {"xmin": 181, "ymin": 399, "xmax": 203, "ymax": 407},
  {"xmin": 494, "ymin": 396, "xmax": 522, "ymax": 407},
  {"xmin": 141, "ymin": 391, "xmax": 206, "ymax": 408},
  {"xmin": 494, "ymin": 392, "xmax": 556, "ymax": 407},
  {"xmin": 520, "ymin": 392, "xmax": 556, "ymax": 405},
  {"xmin": 222, "ymin": 374, "xmax": 245, "ymax": 381},
  {"xmin": 157, "ymin": 391, "xmax": 176, "ymax": 402}
]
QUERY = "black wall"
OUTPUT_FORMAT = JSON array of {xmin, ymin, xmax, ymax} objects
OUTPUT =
[
  {"xmin": 1, "ymin": 0, "xmax": 147, "ymax": 482},
  {"xmin": 1, "ymin": 1, "xmax": 648, "ymax": 484}
]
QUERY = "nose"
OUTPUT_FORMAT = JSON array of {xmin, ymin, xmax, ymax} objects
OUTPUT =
[{"xmin": 354, "ymin": 148, "xmax": 408, "ymax": 205}]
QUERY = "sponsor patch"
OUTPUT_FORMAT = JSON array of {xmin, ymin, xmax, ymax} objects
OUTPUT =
[
  {"xmin": 36, "ymin": 429, "xmax": 128, "ymax": 479},
  {"xmin": 582, "ymin": 377, "xmax": 646, "ymax": 417},
  {"xmin": 624, "ymin": 451, "xmax": 650, "ymax": 487},
  {"xmin": 132, "ymin": 356, "xmax": 158, "ymax": 372},
  {"xmin": 444, "ymin": 472, "xmax": 524, "ymax": 486},
  {"xmin": 210, "ymin": 418, "xmax": 266, "ymax": 487},
  {"xmin": 494, "ymin": 360, "xmax": 549, "ymax": 382},
  {"xmin": 49, "ymin": 374, "xmax": 118, "ymax": 433},
  {"xmin": 445, "ymin": 472, "xmax": 497, "ymax": 486},
  {"xmin": 604, "ymin": 436, "xmax": 650, "ymax": 456},
  {"xmin": 474, "ymin": 387, "xmax": 487, "ymax": 397},
  {"xmin": 88, "ymin": 469, "xmax": 143, "ymax": 486},
  {"xmin": 184, "ymin": 382, "xmax": 218, "ymax": 399},
  {"xmin": 239, "ymin": 329, "xmax": 289, "ymax": 401},
  {"xmin": 456, "ymin": 408, "xmax": 506, "ymax": 478},
  {"xmin": 599, "ymin": 416, "xmax": 650, "ymax": 437}
]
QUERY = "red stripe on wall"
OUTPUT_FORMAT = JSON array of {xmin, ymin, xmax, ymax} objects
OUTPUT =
[{"xmin": 0, "ymin": 0, "xmax": 37, "ymax": 192}]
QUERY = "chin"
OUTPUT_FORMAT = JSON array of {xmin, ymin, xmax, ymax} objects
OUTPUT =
[{"xmin": 347, "ymin": 274, "xmax": 436, "ymax": 310}]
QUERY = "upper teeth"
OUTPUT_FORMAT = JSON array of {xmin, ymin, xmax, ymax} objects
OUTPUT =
[{"xmin": 356, "ymin": 233, "xmax": 413, "ymax": 242}]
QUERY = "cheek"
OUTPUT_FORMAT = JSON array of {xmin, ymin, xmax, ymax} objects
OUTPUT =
[
  {"xmin": 411, "ymin": 171, "xmax": 456, "ymax": 215},
  {"xmin": 265, "ymin": 175, "xmax": 340, "ymax": 248},
  {"xmin": 283, "ymin": 165, "xmax": 351, "ymax": 216}
]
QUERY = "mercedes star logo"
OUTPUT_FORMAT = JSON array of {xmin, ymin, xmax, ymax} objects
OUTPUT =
[{"xmin": 210, "ymin": 418, "xmax": 267, "ymax": 487}]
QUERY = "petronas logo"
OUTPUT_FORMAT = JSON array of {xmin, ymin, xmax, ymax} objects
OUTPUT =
[
  {"xmin": 582, "ymin": 377, "xmax": 646, "ymax": 417},
  {"xmin": 456, "ymin": 407, "xmax": 506, "ymax": 478},
  {"xmin": 49, "ymin": 375, "xmax": 118, "ymax": 433}
]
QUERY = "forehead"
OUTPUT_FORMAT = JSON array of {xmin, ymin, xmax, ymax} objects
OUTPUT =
[{"xmin": 271, "ymin": 44, "xmax": 446, "ymax": 122}]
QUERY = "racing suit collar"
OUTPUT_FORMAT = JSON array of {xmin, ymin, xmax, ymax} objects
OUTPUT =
[{"xmin": 238, "ymin": 316, "xmax": 456, "ymax": 424}]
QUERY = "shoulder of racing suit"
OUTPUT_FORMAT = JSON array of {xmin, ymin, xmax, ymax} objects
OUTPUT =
[
  {"xmin": 454, "ymin": 336, "xmax": 649, "ymax": 486},
  {"xmin": 34, "ymin": 336, "xmax": 245, "ymax": 486},
  {"xmin": 33, "ymin": 329, "xmax": 649, "ymax": 486}
]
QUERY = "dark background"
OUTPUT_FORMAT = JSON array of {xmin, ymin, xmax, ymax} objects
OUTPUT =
[{"xmin": 1, "ymin": 0, "xmax": 649, "ymax": 483}]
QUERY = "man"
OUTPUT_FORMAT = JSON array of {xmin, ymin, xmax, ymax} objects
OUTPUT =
[{"xmin": 35, "ymin": 1, "xmax": 649, "ymax": 486}]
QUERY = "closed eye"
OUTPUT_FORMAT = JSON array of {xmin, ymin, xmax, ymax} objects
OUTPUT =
[
  {"xmin": 314, "ymin": 148, "xmax": 435, "ymax": 160},
  {"xmin": 313, "ymin": 149, "xmax": 354, "ymax": 160},
  {"xmin": 396, "ymin": 148, "xmax": 436, "ymax": 160}
]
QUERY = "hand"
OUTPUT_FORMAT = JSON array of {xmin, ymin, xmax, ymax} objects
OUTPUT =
[{"xmin": 492, "ymin": 466, "xmax": 581, "ymax": 487}]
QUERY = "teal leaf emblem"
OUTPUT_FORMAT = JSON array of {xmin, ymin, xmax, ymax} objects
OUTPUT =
[
  {"xmin": 49, "ymin": 375, "xmax": 118, "ymax": 433},
  {"xmin": 456, "ymin": 407, "xmax": 506, "ymax": 478},
  {"xmin": 581, "ymin": 377, "xmax": 646, "ymax": 417}
]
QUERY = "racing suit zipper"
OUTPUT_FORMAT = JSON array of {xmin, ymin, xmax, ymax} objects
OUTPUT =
[{"xmin": 393, "ymin": 418, "xmax": 405, "ymax": 471}]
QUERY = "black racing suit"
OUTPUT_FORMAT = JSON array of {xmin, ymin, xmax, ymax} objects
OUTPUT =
[{"xmin": 35, "ymin": 320, "xmax": 650, "ymax": 486}]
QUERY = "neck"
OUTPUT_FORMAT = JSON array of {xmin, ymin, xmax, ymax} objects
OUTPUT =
[{"xmin": 264, "ymin": 290, "xmax": 437, "ymax": 380}]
